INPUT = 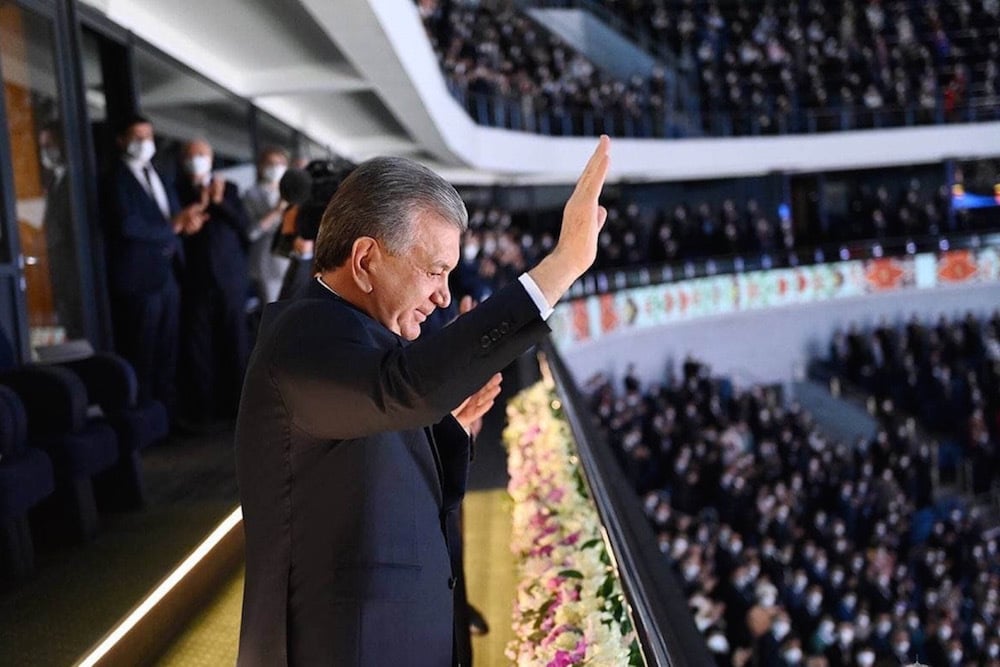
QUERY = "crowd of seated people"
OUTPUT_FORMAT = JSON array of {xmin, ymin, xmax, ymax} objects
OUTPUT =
[
  {"xmin": 418, "ymin": 0, "xmax": 678, "ymax": 136},
  {"xmin": 586, "ymin": 359, "xmax": 1000, "ymax": 666},
  {"xmin": 603, "ymin": 0, "xmax": 999, "ymax": 133},
  {"xmin": 455, "ymin": 166, "xmax": 996, "ymax": 278},
  {"xmin": 419, "ymin": 0, "xmax": 1000, "ymax": 136},
  {"xmin": 829, "ymin": 311, "xmax": 1000, "ymax": 495}
]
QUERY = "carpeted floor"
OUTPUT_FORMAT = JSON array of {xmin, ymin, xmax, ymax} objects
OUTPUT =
[
  {"xmin": 157, "ymin": 488, "xmax": 518, "ymax": 667},
  {"xmin": 156, "ymin": 357, "xmax": 536, "ymax": 666}
]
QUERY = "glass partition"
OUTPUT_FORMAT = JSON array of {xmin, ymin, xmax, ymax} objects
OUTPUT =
[
  {"xmin": 0, "ymin": 2, "xmax": 85, "ymax": 345},
  {"xmin": 133, "ymin": 44, "xmax": 252, "ymax": 174}
]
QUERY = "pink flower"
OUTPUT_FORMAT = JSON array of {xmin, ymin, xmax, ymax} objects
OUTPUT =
[{"xmin": 547, "ymin": 650, "xmax": 574, "ymax": 667}]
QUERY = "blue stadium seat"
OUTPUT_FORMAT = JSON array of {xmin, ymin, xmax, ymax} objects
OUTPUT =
[
  {"xmin": 0, "ymin": 330, "xmax": 118, "ymax": 541},
  {"xmin": 40, "ymin": 343, "xmax": 168, "ymax": 509},
  {"xmin": 0, "ymin": 385, "xmax": 55, "ymax": 581}
]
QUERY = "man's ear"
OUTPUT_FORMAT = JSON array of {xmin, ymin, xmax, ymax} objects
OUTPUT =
[{"xmin": 351, "ymin": 236, "xmax": 379, "ymax": 294}]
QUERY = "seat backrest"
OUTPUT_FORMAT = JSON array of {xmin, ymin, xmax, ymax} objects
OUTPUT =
[
  {"xmin": 0, "ymin": 326, "xmax": 17, "ymax": 374},
  {"xmin": 0, "ymin": 384, "xmax": 27, "ymax": 459}
]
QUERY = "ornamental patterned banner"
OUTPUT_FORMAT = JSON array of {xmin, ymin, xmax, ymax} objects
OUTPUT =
[{"xmin": 550, "ymin": 250, "xmax": 1000, "ymax": 351}]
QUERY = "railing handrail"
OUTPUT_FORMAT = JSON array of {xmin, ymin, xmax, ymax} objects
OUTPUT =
[
  {"xmin": 539, "ymin": 341, "xmax": 714, "ymax": 667},
  {"xmin": 451, "ymin": 85, "xmax": 1000, "ymax": 138}
]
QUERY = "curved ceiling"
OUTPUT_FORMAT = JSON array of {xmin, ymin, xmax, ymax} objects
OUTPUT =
[{"xmin": 81, "ymin": 0, "xmax": 1000, "ymax": 185}]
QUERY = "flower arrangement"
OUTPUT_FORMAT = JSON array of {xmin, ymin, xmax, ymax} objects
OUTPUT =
[{"xmin": 504, "ymin": 381, "xmax": 642, "ymax": 667}]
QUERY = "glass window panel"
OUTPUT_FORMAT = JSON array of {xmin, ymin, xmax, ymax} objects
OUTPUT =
[
  {"xmin": 134, "ymin": 45, "xmax": 252, "ymax": 173},
  {"xmin": 80, "ymin": 29, "xmax": 105, "ymax": 122},
  {"xmin": 0, "ymin": 3, "xmax": 85, "ymax": 346}
]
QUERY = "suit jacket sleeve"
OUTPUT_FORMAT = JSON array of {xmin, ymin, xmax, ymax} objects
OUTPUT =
[
  {"xmin": 271, "ymin": 280, "xmax": 549, "ymax": 440},
  {"xmin": 207, "ymin": 182, "xmax": 252, "ymax": 248},
  {"xmin": 106, "ymin": 167, "xmax": 176, "ymax": 243}
]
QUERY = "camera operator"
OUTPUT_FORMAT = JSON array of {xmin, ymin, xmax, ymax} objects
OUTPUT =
[{"xmin": 275, "ymin": 159, "xmax": 355, "ymax": 300}]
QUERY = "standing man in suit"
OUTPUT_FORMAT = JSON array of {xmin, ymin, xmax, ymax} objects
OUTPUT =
[
  {"xmin": 175, "ymin": 139, "xmax": 251, "ymax": 427},
  {"xmin": 38, "ymin": 121, "xmax": 84, "ymax": 340},
  {"xmin": 235, "ymin": 136, "xmax": 611, "ymax": 666},
  {"xmin": 102, "ymin": 115, "xmax": 207, "ymax": 421}
]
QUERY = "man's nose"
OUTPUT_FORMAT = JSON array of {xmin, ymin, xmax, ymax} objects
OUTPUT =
[{"xmin": 432, "ymin": 284, "xmax": 450, "ymax": 309}]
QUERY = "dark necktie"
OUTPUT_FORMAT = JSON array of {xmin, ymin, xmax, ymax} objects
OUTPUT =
[{"xmin": 142, "ymin": 166, "xmax": 154, "ymax": 196}]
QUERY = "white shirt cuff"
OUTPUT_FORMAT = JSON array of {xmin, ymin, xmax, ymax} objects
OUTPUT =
[{"xmin": 518, "ymin": 273, "xmax": 554, "ymax": 321}]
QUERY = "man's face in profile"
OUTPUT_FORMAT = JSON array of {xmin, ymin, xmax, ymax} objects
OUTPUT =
[{"xmin": 369, "ymin": 211, "xmax": 460, "ymax": 341}]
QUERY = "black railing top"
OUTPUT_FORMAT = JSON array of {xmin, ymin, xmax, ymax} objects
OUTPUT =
[{"xmin": 540, "ymin": 341, "xmax": 714, "ymax": 667}]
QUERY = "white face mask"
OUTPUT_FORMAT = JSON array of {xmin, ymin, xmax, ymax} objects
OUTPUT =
[
  {"xmin": 184, "ymin": 155, "xmax": 213, "ymax": 178},
  {"xmin": 706, "ymin": 633, "xmax": 729, "ymax": 653},
  {"xmin": 126, "ymin": 138, "xmax": 156, "ymax": 163},
  {"xmin": 783, "ymin": 647, "xmax": 802, "ymax": 664},
  {"xmin": 262, "ymin": 164, "xmax": 286, "ymax": 184},
  {"xmin": 41, "ymin": 146, "xmax": 63, "ymax": 170},
  {"xmin": 857, "ymin": 651, "xmax": 875, "ymax": 667}
]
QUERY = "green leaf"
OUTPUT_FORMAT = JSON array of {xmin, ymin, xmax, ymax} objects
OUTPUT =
[
  {"xmin": 558, "ymin": 569, "xmax": 584, "ymax": 579},
  {"xmin": 533, "ymin": 598, "xmax": 555, "ymax": 630},
  {"xmin": 597, "ymin": 575, "xmax": 615, "ymax": 599},
  {"xmin": 629, "ymin": 639, "xmax": 644, "ymax": 666}
]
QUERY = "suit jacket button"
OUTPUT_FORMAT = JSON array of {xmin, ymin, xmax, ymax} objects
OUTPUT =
[
  {"xmin": 490, "ymin": 329, "xmax": 500, "ymax": 341},
  {"xmin": 448, "ymin": 576, "xmax": 457, "ymax": 590},
  {"xmin": 499, "ymin": 321, "xmax": 510, "ymax": 334},
  {"xmin": 480, "ymin": 335, "xmax": 491, "ymax": 348}
]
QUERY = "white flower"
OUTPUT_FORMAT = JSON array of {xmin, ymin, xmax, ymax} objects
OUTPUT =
[{"xmin": 504, "ymin": 382, "xmax": 642, "ymax": 666}]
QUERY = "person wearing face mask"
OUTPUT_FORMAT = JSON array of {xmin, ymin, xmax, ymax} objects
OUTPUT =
[
  {"xmin": 102, "ymin": 114, "xmax": 208, "ymax": 422},
  {"xmin": 37, "ymin": 121, "xmax": 84, "ymax": 340},
  {"xmin": 757, "ymin": 613, "xmax": 793, "ymax": 666},
  {"xmin": 174, "ymin": 138, "xmax": 251, "ymax": 430},
  {"xmin": 706, "ymin": 629, "xmax": 732, "ymax": 667},
  {"xmin": 824, "ymin": 622, "xmax": 856, "ymax": 667},
  {"xmin": 778, "ymin": 638, "xmax": 805, "ymax": 666},
  {"xmin": 242, "ymin": 147, "xmax": 292, "ymax": 304},
  {"xmin": 926, "ymin": 621, "xmax": 954, "ymax": 667},
  {"xmin": 854, "ymin": 645, "xmax": 876, "ymax": 667}
]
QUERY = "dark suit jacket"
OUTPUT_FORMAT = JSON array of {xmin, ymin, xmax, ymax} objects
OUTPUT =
[
  {"xmin": 235, "ymin": 278, "xmax": 549, "ymax": 666},
  {"xmin": 102, "ymin": 161, "xmax": 182, "ymax": 296},
  {"xmin": 176, "ymin": 178, "xmax": 250, "ymax": 295}
]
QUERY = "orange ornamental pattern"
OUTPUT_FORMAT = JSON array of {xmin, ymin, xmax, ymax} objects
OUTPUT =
[
  {"xmin": 551, "ymin": 248, "xmax": 1000, "ymax": 350},
  {"xmin": 937, "ymin": 250, "xmax": 978, "ymax": 283},
  {"xmin": 864, "ymin": 258, "xmax": 908, "ymax": 291}
]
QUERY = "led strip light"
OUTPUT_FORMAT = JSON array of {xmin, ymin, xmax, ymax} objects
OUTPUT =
[{"xmin": 75, "ymin": 506, "xmax": 244, "ymax": 667}]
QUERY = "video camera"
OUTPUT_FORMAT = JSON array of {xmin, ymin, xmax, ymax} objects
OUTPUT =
[{"xmin": 277, "ymin": 158, "xmax": 356, "ymax": 242}]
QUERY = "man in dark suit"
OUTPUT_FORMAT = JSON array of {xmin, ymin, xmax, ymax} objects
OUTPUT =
[
  {"xmin": 175, "ymin": 138, "xmax": 251, "ymax": 426},
  {"xmin": 102, "ymin": 115, "xmax": 207, "ymax": 420},
  {"xmin": 38, "ymin": 121, "xmax": 84, "ymax": 340},
  {"xmin": 235, "ymin": 136, "xmax": 611, "ymax": 666}
]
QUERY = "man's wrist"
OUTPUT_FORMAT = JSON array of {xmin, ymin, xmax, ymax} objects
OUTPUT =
[
  {"xmin": 518, "ymin": 273, "xmax": 554, "ymax": 320},
  {"xmin": 526, "ymin": 251, "xmax": 579, "ymax": 312}
]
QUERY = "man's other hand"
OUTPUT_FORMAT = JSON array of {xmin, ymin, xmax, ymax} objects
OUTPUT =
[{"xmin": 452, "ymin": 372, "xmax": 502, "ymax": 438}]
